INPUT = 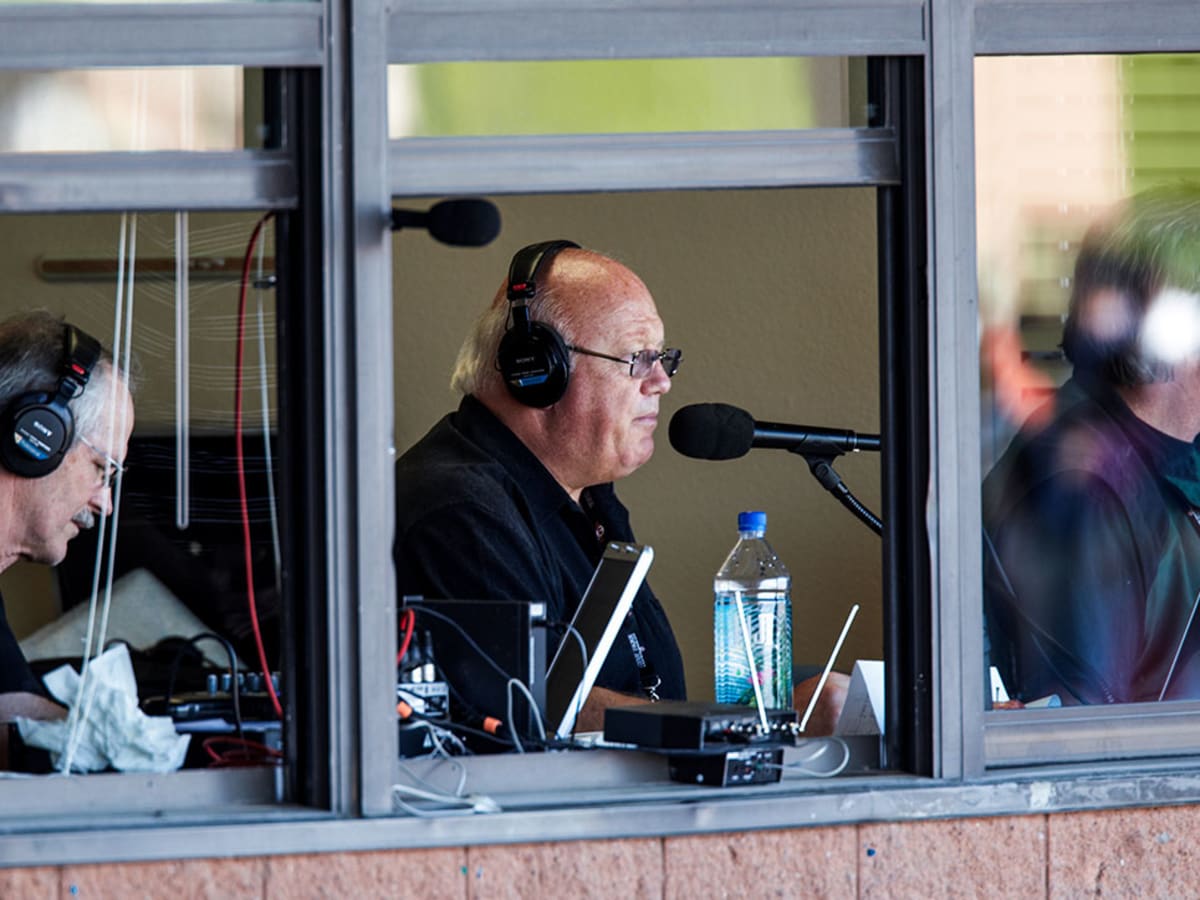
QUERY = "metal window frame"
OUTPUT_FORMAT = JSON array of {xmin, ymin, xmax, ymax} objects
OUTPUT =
[
  {"xmin": 376, "ymin": 24, "xmax": 931, "ymax": 820},
  {"xmin": 387, "ymin": 0, "xmax": 925, "ymax": 63},
  {"xmin": 4, "ymin": 0, "xmax": 1200, "ymax": 866},
  {"xmin": 0, "ymin": 3, "xmax": 337, "ymax": 828},
  {"xmin": 945, "ymin": 0, "xmax": 1200, "ymax": 772},
  {"xmin": 0, "ymin": 3, "xmax": 323, "ymax": 69}
]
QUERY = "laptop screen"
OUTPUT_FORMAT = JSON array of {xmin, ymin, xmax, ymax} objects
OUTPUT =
[{"xmin": 545, "ymin": 542, "xmax": 654, "ymax": 740}]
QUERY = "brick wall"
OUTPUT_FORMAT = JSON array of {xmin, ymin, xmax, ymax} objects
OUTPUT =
[{"xmin": 4, "ymin": 806, "xmax": 1197, "ymax": 898}]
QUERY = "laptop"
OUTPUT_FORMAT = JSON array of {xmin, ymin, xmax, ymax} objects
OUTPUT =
[{"xmin": 545, "ymin": 542, "xmax": 654, "ymax": 741}]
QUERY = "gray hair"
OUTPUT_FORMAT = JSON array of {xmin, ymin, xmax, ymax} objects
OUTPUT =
[
  {"xmin": 0, "ymin": 310, "xmax": 126, "ymax": 446},
  {"xmin": 450, "ymin": 269, "xmax": 582, "ymax": 397}
]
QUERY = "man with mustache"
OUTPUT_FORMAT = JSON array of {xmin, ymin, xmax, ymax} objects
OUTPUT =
[{"xmin": 0, "ymin": 311, "xmax": 133, "ymax": 727}]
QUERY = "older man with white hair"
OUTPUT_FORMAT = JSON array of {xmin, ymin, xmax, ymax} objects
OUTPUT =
[{"xmin": 0, "ymin": 311, "xmax": 133, "ymax": 725}]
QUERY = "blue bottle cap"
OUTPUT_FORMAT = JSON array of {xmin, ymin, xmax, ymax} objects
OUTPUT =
[{"xmin": 737, "ymin": 510, "xmax": 767, "ymax": 531}]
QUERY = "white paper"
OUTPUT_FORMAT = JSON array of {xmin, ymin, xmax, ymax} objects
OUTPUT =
[
  {"xmin": 834, "ymin": 659, "xmax": 885, "ymax": 736},
  {"xmin": 16, "ymin": 643, "xmax": 190, "ymax": 773},
  {"xmin": 989, "ymin": 665, "xmax": 1010, "ymax": 704}
]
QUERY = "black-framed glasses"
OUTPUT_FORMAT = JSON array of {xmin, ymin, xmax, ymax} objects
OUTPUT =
[
  {"xmin": 78, "ymin": 434, "xmax": 127, "ymax": 489},
  {"xmin": 567, "ymin": 345, "xmax": 683, "ymax": 378}
]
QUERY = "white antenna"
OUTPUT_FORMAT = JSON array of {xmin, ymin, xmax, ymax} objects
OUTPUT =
[{"xmin": 799, "ymin": 604, "xmax": 859, "ymax": 734}]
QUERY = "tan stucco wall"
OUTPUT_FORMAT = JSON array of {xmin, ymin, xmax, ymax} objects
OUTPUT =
[{"xmin": 393, "ymin": 187, "xmax": 882, "ymax": 698}]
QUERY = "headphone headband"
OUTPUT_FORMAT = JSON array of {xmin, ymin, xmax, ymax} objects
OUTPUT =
[
  {"xmin": 506, "ymin": 240, "xmax": 580, "ymax": 303},
  {"xmin": 57, "ymin": 325, "xmax": 102, "ymax": 404}
]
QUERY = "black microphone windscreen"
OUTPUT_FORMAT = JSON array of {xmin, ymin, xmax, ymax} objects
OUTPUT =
[
  {"xmin": 426, "ymin": 198, "xmax": 502, "ymax": 247},
  {"xmin": 668, "ymin": 403, "xmax": 756, "ymax": 460}
]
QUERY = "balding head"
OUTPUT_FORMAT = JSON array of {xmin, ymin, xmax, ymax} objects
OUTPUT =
[
  {"xmin": 450, "ymin": 246, "xmax": 643, "ymax": 401},
  {"xmin": 452, "ymin": 244, "xmax": 673, "ymax": 499}
]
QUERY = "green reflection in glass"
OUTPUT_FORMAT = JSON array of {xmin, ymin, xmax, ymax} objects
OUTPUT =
[
  {"xmin": 1122, "ymin": 55, "xmax": 1200, "ymax": 194},
  {"xmin": 392, "ymin": 57, "xmax": 863, "ymax": 138}
]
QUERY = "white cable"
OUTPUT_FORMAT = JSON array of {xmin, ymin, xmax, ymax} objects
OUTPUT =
[
  {"xmin": 562, "ymin": 623, "xmax": 588, "ymax": 675},
  {"xmin": 771, "ymin": 737, "xmax": 852, "ymax": 779},
  {"xmin": 390, "ymin": 784, "xmax": 501, "ymax": 818},
  {"xmin": 62, "ymin": 212, "xmax": 138, "ymax": 773},
  {"xmin": 254, "ymin": 235, "xmax": 282, "ymax": 593},
  {"xmin": 733, "ymin": 591, "xmax": 770, "ymax": 734},
  {"xmin": 391, "ymin": 723, "xmax": 500, "ymax": 817},
  {"xmin": 506, "ymin": 678, "xmax": 547, "ymax": 746},
  {"xmin": 175, "ymin": 210, "xmax": 190, "ymax": 530},
  {"xmin": 94, "ymin": 215, "xmax": 137, "ymax": 657},
  {"xmin": 798, "ymin": 603, "xmax": 859, "ymax": 733},
  {"xmin": 397, "ymin": 724, "xmax": 467, "ymax": 794}
]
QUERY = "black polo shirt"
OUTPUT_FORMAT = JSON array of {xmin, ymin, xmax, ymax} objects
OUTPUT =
[
  {"xmin": 394, "ymin": 394, "xmax": 686, "ymax": 701},
  {"xmin": 0, "ymin": 590, "xmax": 41, "ymax": 695}
]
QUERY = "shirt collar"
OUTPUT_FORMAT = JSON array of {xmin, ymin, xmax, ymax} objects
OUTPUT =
[{"xmin": 455, "ymin": 394, "xmax": 609, "ymax": 523}]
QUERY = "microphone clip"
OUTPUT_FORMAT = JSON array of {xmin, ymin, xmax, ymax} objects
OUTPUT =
[{"xmin": 796, "ymin": 452, "xmax": 884, "ymax": 537}]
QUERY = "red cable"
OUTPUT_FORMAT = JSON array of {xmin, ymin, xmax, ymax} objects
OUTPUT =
[
  {"xmin": 235, "ymin": 211, "xmax": 282, "ymax": 719},
  {"xmin": 203, "ymin": 736, "xmax": 283, "ymax": 767},
  {"xmin": 397, "ymin": 608, "xmax": 415, "ymax": 665}
]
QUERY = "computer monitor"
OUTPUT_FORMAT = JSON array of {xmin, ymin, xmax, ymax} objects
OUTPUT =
[{"xmin": 545, "ymin": 542, "xmax": 654, "ymax": 740}]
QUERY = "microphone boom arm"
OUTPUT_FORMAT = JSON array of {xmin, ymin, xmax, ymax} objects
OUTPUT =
[{"xmin": 797, "ymin": 451, "xmax": 883, "ymax": 537}]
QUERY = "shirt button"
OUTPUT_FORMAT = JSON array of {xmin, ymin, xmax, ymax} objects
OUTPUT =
[{"xmin": 594, "ymin": 522, "xmax": 605, "ymax": 541}]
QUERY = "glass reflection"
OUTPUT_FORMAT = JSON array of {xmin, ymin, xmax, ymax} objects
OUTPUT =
[
  {"xmin": 978, "ymin": 54, "xmax": 1200, "ymax": 708},
  {"xmin": 0, "ymin": 68, "xmax": 252, "ymax": 153},
  {"xmin": 389, "ymin": 57, "xmax": 867, "ymax": 138}
]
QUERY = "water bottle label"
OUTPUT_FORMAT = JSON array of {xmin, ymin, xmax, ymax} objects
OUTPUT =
[{"xmin": 713, "ymin": 593, "xmax": 793, "ymax": 709}]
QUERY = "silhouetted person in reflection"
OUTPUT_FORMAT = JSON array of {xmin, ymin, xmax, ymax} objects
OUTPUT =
[{"xmin": 985, "ymin": 188, "xmax": 1200, "ymax": 704}]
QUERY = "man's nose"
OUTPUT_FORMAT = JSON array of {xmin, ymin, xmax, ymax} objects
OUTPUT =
[
  {"xmin": 644, "ymin": 358, "xmax": 672, "ymax": 395},
  {"xmin": 90, "ymin": 483, "xmax": 113, "ymax": 517}
]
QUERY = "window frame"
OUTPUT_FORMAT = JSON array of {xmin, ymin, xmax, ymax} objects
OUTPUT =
[
  {"xmin": 961, "ymin": 1, "xmax": 1200, "ymax": 772},
  {"xmin": 3, "ymin": 0, "xmax": 1200, "ymax": 868},
  {"xmin": 0, "ymin": 19, "xmax": 342, "ymax": 826},
  {"xmin": 372, "ymin": 9, "xmax": 933, "ymax": 814}
]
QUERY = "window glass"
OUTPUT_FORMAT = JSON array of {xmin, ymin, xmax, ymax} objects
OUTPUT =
[
  {"xmin": 0, "ymin": 68, "xmax": 261, "ymax": 153},
  {"xmin": 388, "ymin": 58, "xmax": 868, "ymax": 138},
  {"xmin": 0, "ymin": 211, "xmax": 286, "ymax": 780},
  {"xmin": 977, "ymin": 54, "xmax": 1200, "ymax": 711},
  {"xmin": 390, "ymin": 188, "xmax": 884, "ymax": 796}
]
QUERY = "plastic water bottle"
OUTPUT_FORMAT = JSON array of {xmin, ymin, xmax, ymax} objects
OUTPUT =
[{"xmin": 713, "ymin": 510, "xmax": 793, "ymax": 709}]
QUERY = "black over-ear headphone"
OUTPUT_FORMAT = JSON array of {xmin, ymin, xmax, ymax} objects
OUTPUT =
[
  {"xmin": 0, "ymin": 324, "xmax": 103, "ymax": 478},
  {"xmin": 497, "ymin": 239, "xmax": 580, "ymax": 408}
]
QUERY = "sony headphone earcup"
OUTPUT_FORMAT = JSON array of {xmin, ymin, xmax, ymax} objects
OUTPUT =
[
  {"xmin": 0, "ymin": 390, "xmax": 74, "ymax": 478},
  {"xmin": 498, "ymin": 320, "xmax": 571, "ymax": 408}
]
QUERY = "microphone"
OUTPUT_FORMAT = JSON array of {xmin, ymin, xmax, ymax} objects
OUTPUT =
[
  {"xmin": 668, "ymin": 402, "xmax": 881, "ymax": 460},
  {"xmin": 390, "ymin": 198, "xmax": 501, "ymax": 247}
]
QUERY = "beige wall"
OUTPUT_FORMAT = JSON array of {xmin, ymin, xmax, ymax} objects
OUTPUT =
[
  {"xmin": 393, "ymin": 187, "xmax": 882, "ymax": 698},
  {"xmin": 5, "ymin": 806, "xmax": 1198, "ymax": 897}
]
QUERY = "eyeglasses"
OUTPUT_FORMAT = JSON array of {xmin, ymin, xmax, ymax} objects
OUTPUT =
[
  {"xmin": 78, "ymin": 434, "xmax": 127, "ymax": 489},
  {"xmin": 567, "ymin": 345, "xmax": 683, "ymax": 378}
]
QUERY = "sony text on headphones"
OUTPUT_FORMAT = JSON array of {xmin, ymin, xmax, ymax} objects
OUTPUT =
[
  {"xmin": 497, "ymin": 239, "xmax": 580, "ymax": 408},
  {"xmin": 0, "ymin": 324, "xmax": 103, "ymax": 478}
]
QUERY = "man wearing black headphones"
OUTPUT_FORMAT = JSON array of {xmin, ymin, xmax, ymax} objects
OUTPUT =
[
  {"xmin": 395, "ymin": 242, "xmax": 687, "ymax": 732},
  {"xmin": 0, "ymin": 311, "xmax": 134, "ymax": 727}
]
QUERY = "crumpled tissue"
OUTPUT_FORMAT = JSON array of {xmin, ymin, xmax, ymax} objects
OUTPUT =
[{"xmin": 16, "ymin": 643, "xmax": 190, "ymax": 773}]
